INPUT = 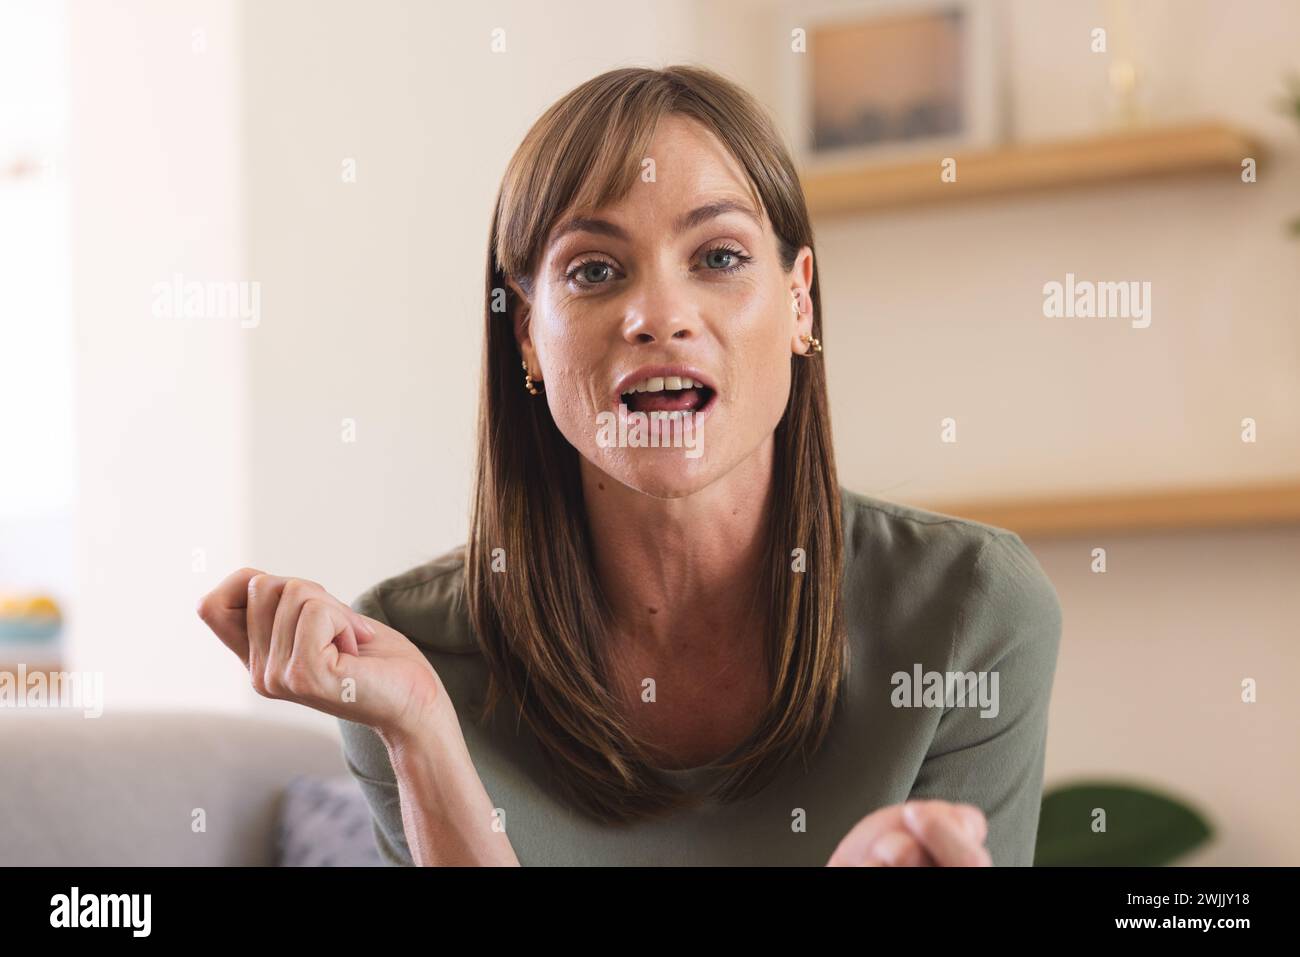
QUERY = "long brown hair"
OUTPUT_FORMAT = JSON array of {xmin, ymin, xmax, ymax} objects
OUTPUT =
[{"xmin": 466, "ymin": 64, "xmax": 845, "ymax": 825}]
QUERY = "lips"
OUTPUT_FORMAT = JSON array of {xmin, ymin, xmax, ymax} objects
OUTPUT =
[
  {"xmin": 613, "ymin": 366, "xmax": 717, "ymax": 417},
  {"xmin": 611, "ymin": 364, "xmax": 717, "ymax": 405}
]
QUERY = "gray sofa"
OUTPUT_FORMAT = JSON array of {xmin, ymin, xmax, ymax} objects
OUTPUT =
[{"xmin": 0, "ymin": 711, "xmax": 356, "ymax": 865}]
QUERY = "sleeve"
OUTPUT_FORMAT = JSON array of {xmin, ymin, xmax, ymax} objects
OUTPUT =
[
  {"xmin": 906, "ymin": 531, "xmax": 1063, "ymax": 866},
  {"xmin": 337, "ymin": 587, "xmax": 415, "ymax": 867}
]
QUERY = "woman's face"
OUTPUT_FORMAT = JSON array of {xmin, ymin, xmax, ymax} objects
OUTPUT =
[{"xmin": 514, "ymin": 114, "xmax": 815, "ymax": 499}]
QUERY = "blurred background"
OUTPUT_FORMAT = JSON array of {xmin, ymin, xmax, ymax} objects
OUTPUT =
[{"xmin": 1, "ymin": 0, "xmax": 1297, "ymax": 865}]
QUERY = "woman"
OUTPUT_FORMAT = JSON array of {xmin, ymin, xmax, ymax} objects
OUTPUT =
[{"xmin": 197, "ymin": 65, "xmax": 1062, "ymax": 867}]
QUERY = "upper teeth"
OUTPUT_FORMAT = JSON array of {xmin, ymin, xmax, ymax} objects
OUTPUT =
[{"xmin": 624, "ymin": 375, "xmax": 699, "ymax": 394}]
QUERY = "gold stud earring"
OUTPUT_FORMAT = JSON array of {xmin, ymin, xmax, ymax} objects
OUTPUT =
[{"xmin": 522, "ymin": 359, "xmax": 543, "ymax": 394}]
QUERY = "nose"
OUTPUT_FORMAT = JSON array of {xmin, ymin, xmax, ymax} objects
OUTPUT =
[{"xmin": 620, "ymin": 279, "xmax": 700, "ymax": 346}]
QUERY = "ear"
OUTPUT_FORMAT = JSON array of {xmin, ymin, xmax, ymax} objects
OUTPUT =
[
  {"xmin": 787, "ymin": 246, "xmax": 816, "ymax": 356},
  {"xmin": 506, "ymin": 275, "xmax": 540, "ymax": 377}
]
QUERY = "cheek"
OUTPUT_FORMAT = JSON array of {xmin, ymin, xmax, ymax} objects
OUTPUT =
[
  {"xmin": 545, "ymin": 388, "xmax": 596, "ymax": 453},
  {"xmin": 712, "ymin": 340, "xmax": 791, "ymax": 474},
  {"xmin": 730, "ymin": 278, "xmax": 791, "ymax": 349},
  {"xmin": 747, "ymin": 338, "xmax": 797, "ymax": 442},
  {"xmin": 531, "ymin": 316, "xmax": 605, "ymax": 447},
  {"xmin": 730, "ymin": 292, "xmax": 794, "ymax": 411},
  {"xmin": 751, "ymin": 352, "xmax": 793, "ymax": 431}
]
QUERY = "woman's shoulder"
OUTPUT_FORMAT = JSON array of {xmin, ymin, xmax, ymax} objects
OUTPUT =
[
  {"xmin": 838, "ymin": 486, "xmax": 1063, "ymax": 660},
  {"xmin": 346, "ymin": 544, "xmax": 478, "ymax": 655},
  {"xmin": 841, "ymin": 484, "xmax": 1043, "ymax": 571},
  {"xmin": 840, "ymin": 484, "xmax": 1016, "ymax": 536}
]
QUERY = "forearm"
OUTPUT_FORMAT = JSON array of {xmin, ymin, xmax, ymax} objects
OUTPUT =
[{"xmin": 379, "ymin": 710, "xmax": 521, "ymax": 867}]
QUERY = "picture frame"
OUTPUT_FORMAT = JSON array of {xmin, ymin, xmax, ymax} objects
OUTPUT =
[{"xmin": 778, "ymin": 0, "xmax": 1004, "ymax": 171}]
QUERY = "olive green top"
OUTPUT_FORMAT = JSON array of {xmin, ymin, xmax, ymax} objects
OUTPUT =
[{"xmin": 338, "ymin": 487, "xmax": 1063, "ymax": 866}]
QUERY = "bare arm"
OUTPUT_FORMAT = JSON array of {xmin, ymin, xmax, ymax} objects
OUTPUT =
[{"xmin": 378, "ymin": 709, "xmax": 521, "ymax": 867}]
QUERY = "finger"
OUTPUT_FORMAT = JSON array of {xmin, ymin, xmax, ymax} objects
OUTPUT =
[
  {"xmin": 310, "ymin": 600, "xmax": 367, "ymax": 657},
  {"xmin": 864, "ymin": 830, "xmax": 936, "ymax": 867},
  {"xmin": 268, "ymin": 579, "xmax": 326, "ymax": 677},
  {"xmin": 352, "ymin": 614, "xmax": 377, "ymax": 645},
  {"xmin": 198, "ymin": 604, "xmax": 250, "ymax": 662},
  {"xmin": 825, "ymin": 805, "xmax": 907, "ymax": 866},
  {"xmin": 273, "ymin": 582, "xmax": 371, "ymax": 660},
  {"xmin": 953, "ymin": 803, "xmax": 988, "ymax": 844},
  {"xmin": 905, "ymin": 802, "xmax": 991, "ymax": 867},
  {"xmin": 902, "ymin": 801, "xmax": 991, "ymax": 867},
  {"xmin": 245, "ymin": 573, "xmax": 287, "ymax": 692},
  {"xmin": 335, "ymin": 623, "xmax": 360, "ymax": 658},
  {"xmin": 309, "ymin": 599, "xmax": 363, "ymax": 670},
  {"xmin": 283, "ymin": 598, "xmax": 358, "ymax": 702},
  {"xmin": 195, "ymin": 566, "xmax": 266, "ymax": 664}
]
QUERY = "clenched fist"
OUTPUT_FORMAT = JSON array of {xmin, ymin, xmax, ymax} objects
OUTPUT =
[{"xmin": 196, "ymin": 568, "xmax": 449, "ymax": 740}]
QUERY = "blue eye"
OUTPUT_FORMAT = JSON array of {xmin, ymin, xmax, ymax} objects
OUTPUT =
[
  {"xmin": 701, "ymin": 244, "xmax": 752, "ymax": 273},
  {"xmin": 567, "ymin": 258, "xmax": 618, "ymax": 286}
]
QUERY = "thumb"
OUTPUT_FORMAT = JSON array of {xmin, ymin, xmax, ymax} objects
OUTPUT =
[{"xmin": 351, "ymin": 613, "xmax": 378, "ymax": 643}]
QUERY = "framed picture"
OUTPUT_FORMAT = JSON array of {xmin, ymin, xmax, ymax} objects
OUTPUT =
[{"xmin": 779, "ymin": 0, "xmax": 1004, "ymax": 170}]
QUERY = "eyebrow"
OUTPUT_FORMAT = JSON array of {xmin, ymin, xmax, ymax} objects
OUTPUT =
[{"xmin": 547, "ymin": 199, "xmax": 761, "ymax": 248}]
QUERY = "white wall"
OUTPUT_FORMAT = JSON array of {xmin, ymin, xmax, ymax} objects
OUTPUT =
[
  {"xmin": 67, "ymin": 0, "xmax": 252, "ymax": 711},
  {"xmin": 0, "ymin": 0, "xmax": 75, "ymax": 656}
]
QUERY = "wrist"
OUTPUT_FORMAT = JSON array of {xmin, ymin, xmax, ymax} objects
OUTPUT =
[
  {"xmin": 378, "ymin": 705, "xmax": 519, "ymax": 866},
  {"xmin": 376, "ymin": 693, "xmax": 459, "ymax": 756},
  {"xmin": 374, "ymin": 666, "xmax": 458, "ymax": 749}
]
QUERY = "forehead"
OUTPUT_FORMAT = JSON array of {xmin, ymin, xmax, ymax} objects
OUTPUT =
[
  {"xmin": 642, "ymin": 114, "xmax": 754, "ymax": 196},
  {"xmin": 544, "ymin": 115, "xmax": 767, "ymax": 251}
]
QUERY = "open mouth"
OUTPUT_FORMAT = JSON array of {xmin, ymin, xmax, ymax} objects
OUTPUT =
[{"xmin": 619, "ymin": 375, "xmax": 716, "ymax": 415}]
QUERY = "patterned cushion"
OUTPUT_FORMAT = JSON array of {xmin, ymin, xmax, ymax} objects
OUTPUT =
[{"xmin": 275, "ymin": 775, "xmax": 383, "ymax": 867}]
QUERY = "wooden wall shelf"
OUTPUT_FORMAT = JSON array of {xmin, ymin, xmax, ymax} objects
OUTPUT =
[
  {"xmin": 801, "ymin": 122, "xmax": 1256, "ymax": 217},
  {"xmin": 918, "ymin": 480, "xmax": 1300, "ymax": 539}
]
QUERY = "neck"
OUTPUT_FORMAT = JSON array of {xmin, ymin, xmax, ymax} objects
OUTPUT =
[{"xmin": 580, "ymin": 441, "xmax": 775, "ymax": 657}]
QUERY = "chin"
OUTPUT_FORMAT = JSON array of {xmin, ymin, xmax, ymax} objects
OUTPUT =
[{"xmin": 588, "ymin": 446, "xmax": 721, "ymax": 500}]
